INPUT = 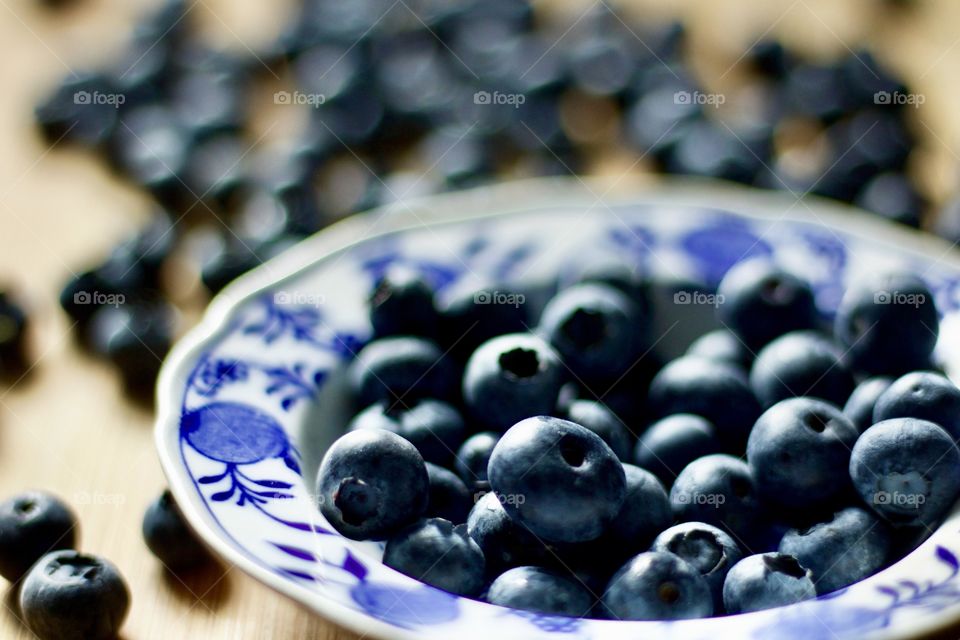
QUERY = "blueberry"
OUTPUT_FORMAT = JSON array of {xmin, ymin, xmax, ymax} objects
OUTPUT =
[
  {"xmin": 0, "ymin": 491, "xmax": 77, "ymax": 582},
  {"xmin": 87, "ymin": 301, "xmax": 174, "ymax": 397},
  {"xmin": 316, "ymin": 429, "xmax": 428, "ymax": 540},
  {"xmin": 635, "ymin": 414, "xmax": 722, "ymax": 486},
  {"xmin": 466, "ymin": 492, "xmax": 548, "ymax": 575},
  {"xmin": 686, "ymin": 329, "xmax": 752, "ymax": 370},
  {"xmin": 873, "ymin": 371, "xmax": 960, "ymax": 442},
  {"xmin": 487, "ymin": 416, "xmax": 626, "ymax": 543},
  {"xmin": 716, "ymin": 259, "xmax": 818, "ymax": 351},
  {"xmin": 368, "ymin": 265, "xmax": 439, "ymax": 338},
  {"xmin": 567, "ymin": 35, "xmax": 637, "ymax": 98},
  {"xmin": 538, "ymin": 283, "xmax": 647, "ymax": 385},
  {"xmin": 424, "ymin": 463, "xmax": 472, "ymax": 524},
  {"xmin": 602, "ymin": 465, "xmax": 672, "ymax": 556},
  {"xmin": 20, "ymin": 550, "xmax": 129, "ymax": 640},
  {"xmin": 0, "ymin": 291, "xmax": 30, "ymax": 375},
  {"xmin": 625, "ymin": 84, "xmax": 702, "ymax": 162},
  {"xmin": 487, "ymin": 566, "xmax": 593, "ymax": 617},
  {"xmin": 722, "ymin": 553, "xmax": 815, "ymax": 614},
  {"xmin": 562, "ymin": 399, "xmax": 632, "ymax": 461},
  {"xmin": 779, "ymin": 506, "xmax": 891, "ymax": 594},
  {"xmin": 118, "ymin": 209, "xmax": 177, "ymax": 289},
  {"xmin": 558, "ymin": 253, "xmax": 649, "ymax": 310},
  {"xmin": 747, "ymin": 40, "xmax": 794, "ymax": 79},
  {"xmin": 843, "ymin": 377, "xmax": 893, "ymax": 433},
  {"xmin": 669, "ymin": 454, "xmax": 761, "ymax": 545},
  {"xmin": 383, "ymin": 518, "xmax": 485, "ymax": 597},
  {"xmin": 348, "ymin": 399, "xmax": 466, "ymax": 466},
  {"xmin": 850, "ymin": 418, "xmax": 960, "ymax": 529},
  {"xmin": 462, "ymin": 334, "xmax": 564, "ymax": 432},
  {"xmin": 34, "ymin": 72, "xmax": 119, "ymax": 148},
  {"xmin": 183, "ymin": 135, "xmax": 249, "ymax": 210},
  {"xmin": 834, "ymin": 272, "xmax": 938, "ymax": 376},
  {"xmin": 418, "ymin": 126, "xmax": 494, "ymax": 188},
  {"xmin": 784, "ymin": 63, "xmax": 851, "ymax": 123},
  {"xmin": 665, "ymin": 121, "xmax": 766, "ymax": 185},
  {"xmin": 855, "ymin": 172, "xmax": 924, "ymax": 228},
  {"xmin": 747, "ymin": 398, "xmax": 859, "ymax": 513},
  {"xmin": 454, "ymin": 432, "xmax": 499, "ymax": 491},
  {"xmin": 171, "ymin": 68, "xmax": 246, "ymax": 140},
  {"xmin": 648, "ymin": 356, "xmax": 761, "ymax": 451},
  {"xmin": 349, "ymin": 336, "xmax": 456, "ymax": 408},
  {"xmin": 142, "ymin": 490, "xmax": 209, "ymax": 570},
  {"xmin": 749, "ymin": 331, "xmax": 855, "ymax": 408},
  {"xmin": 651, "ymin": 522, "xmax": 743, "ymax": 611},
  {"xmin": 603, "ymin": 551, "xmax": 713, "ymax": 620}
]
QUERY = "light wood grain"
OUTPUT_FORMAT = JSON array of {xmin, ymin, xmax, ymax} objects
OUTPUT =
[{"xmin": 0, "ymin": 1, "xmax": 959, "ymax": 638}]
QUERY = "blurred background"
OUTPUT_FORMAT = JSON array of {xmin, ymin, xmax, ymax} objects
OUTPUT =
[{"xmin": 3, "ymin": 0, "xmax": 960, "ymax": 637}]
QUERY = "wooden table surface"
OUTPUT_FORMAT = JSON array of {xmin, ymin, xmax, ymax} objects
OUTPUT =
[{"xmin": 2, "ymin": 0, "xmax": 960, "ymax": 638}]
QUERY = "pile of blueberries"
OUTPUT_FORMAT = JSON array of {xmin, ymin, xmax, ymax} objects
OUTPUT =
[
  {"xmin": 39, "ymin": 0, "xmax": 928, "ymax": 397},
  {"xmin": 316, "ymin": 256, "xmax": 960, "ymax": 619}
]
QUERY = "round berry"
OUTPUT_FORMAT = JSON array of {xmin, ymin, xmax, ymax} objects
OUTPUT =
[
  {"xmin": 142, "ymin": 489, "xmax": 208, "ymax": 570},
  {"xmin": 634, "ymin": 414, "xmax": 722, "ymax": 486},
  {"xmin": 0, "ymin": 491, "xmax": 77, "ymax": 582},
  {"xmin": 670, "ymin": 454, "xmax": 761, "ymax": 545},
  {"xmin": 873, "ymin": 371, "xmax": 960, "ymax": 442},
  {"xmin": 487, "ymin": 566, "xmax": 593, "ymax": 617},
  {"xmin": 368, "ymin": 265, "xmax": 438, "ymax": 338},
  {"xmin": 652, "ymin": 522, "xmax": 743, "ymax": 611},
  {"xmin": 563, "ymin": 399, "xmax": 631, "ymax": 461},
  {"xmin": 749, "ymin": 331, "xmax": 854, "ymax": 409},
  {"xmin": 686, "ymin": 329, "xmax": 752, "ymax": 369},
  {"xmin": 466, "ymin": 492, "xmax": 548, "ymax": 575},
  {"xmin": 383, "ymin": 518, "xmax": 485, "ymax": 597},
  {"xmin": 843, "ymin": 376, "xmax": 893, "ymax": 433},
  {"xmin": 603, "ymin": 551, "xmax": 713, "ymax": 620},
  {"xmin": 349, "ymin": 336, "xmax": 455, "ymax": 407},
  {"xmin": 348, "ymin": 399, "xmax": 466, "ymax": 466},
  {"xmin": 424, "ymin": 463, "xmax": 473, "ymax": 524},
  {"xmin": 722, "ymin": 552, "xmax": 815, "ymax": 614},
  {"xmin": 454, "ymin": 432, "xmax": 499, "ymax": 491}
]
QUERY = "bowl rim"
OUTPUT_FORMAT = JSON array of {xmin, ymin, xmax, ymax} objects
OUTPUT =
[{"xmin": 155, "ymin": 176, "xmax": 960, "ymax": 640}]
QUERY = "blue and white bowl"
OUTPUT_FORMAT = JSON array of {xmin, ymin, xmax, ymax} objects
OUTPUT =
[{"xmin": 156, "ymin": 178, "xmax": 960, "ymax": 640}]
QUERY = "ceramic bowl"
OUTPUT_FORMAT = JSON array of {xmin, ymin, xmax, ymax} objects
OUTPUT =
[{"xmin": 156, "ymin": 178, "xmax": 960, "ymax": 640}]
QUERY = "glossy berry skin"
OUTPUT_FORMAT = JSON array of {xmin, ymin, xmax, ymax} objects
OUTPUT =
[
  {"xmin": 563, "ymin": 399, "xmax": 632, "ymax": 461},
  {"xmin": 652, "ymin": 522, "xmax": 743, "ymax": 611},
  {"xmin": 368, "ymin": 265, "xmax": 438, "ymax": 339},
  {"xmin": 834, "ymin": 272, "xmax": 939, "ymax": 376},
  {"xmin": 844, "ymin": 377, "xmax": 893, "ymax": 433},
  {"xmin": 487, "ymin": 416, "xmax": 626, "ymax": 543},
  {"xmin": 348, "ymin": 400, "xmax": 466, "ymax": 466},
  {"xmin": 349, "ymin": 337, "xmax": 455, "ymax": 407},
  {"xmin": 686, "ymin": 329, "xmax": 752, "ymax": 370},
  {"xmin": 873, "ymin": 371, "xmax": 960, "ymax": 442},
  {"xmin": 0, "ymin": 491, "xmax": 78, "ymax": 581},
  {"xmin": 648, "ymin": 356, "xmax": 761, "ymax": 451},
  {"xmin": 716, "ymin": 259, "xmax": 818, "ymax": 351},
  {"xmin": 486, "ymin": 566, "xmax": 593, "ymax": 617},
  {"xmin": 424, "ymin": 463, "xmax": 473, "ymax": 524},
  {"xmin": 850, "ymin": 418, "xmax": 960, "ymax": 529},
  {"xmin": 466, "ymin": 492, "xmax": 548, "ymax": 576},
  {"xmin": 603, "ymin": 551, "xmax": 713, "ymax": 620},
  {"xmin": 462, "ymin": 334, "xmax": 564, "ymax": 432},
  {"xmin": 383, "ymin": 518, "xmax": 485, "ymax": 597},
  {"xmin": 538, "ymin": 283, "xmax": 646, "ymax": 385},
  {"xmin": 142, "ymin": 490, "xmax": 208, "ymax": 570},
  {"xmin": 454, "ymin": 432, "xmax": 499, "ymax": 491},
  {"xmin": 722, "ymin": 553, "xmax": 816, "ymax": 614},
  {"xmin": 602, "ymin": 465, "xmax": 672, "ymax": 558},
  {"xmin": 749, "ymin": 331, "xmax": 855, "ymax": 409},
  {"xmin": 20, "ymin": 550, "xmax": 130, "ymax": 640},
  {"xmin": 747, "ymin": 398, "xmax": 859, "ymax": 513},
  {"xmin": 437, "ymin": 284, "xmax": 527, "ymax": 362},
  {"xmin": 635, "ymin": 414, "xmax": 722, "ymax": 486},
  {"xmin": 670, "ymin": 454, "xmax": 762, "ymax": 545},
  {"xmin": 779, "ymin": 507, "xmax": 891, "ymax": 594},
  {"xmin": 316, "ymin": 429, "xmax": 428, "ymax": 540}
]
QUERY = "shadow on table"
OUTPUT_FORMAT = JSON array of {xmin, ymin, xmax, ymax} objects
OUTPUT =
[{"xmin": 161, "ymin": 559, "xmax": 232, "ymax": 613}]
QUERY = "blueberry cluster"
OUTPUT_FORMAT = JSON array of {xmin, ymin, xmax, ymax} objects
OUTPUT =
[
  {"xmin": 316, "ymin": 258, "xmax": 960, "ymax": 619},
  {"xmin": 42, "ymin": 0, "xmax": 925, "ymax": 400}
]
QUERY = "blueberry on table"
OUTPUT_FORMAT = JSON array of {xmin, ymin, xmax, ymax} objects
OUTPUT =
[
  {"xmin": 349, "ymin": 337, "xmax": 456, "ymax": 407},
  {"xmin": 538, "ymin": 283, "xmax": 647, "ymax": 385},
  {"xmin": 183, "ymin": 135, "xmax": 249, "ymax": 210},
  {"xmin": 454, "ymin": 432, "xmax": 499, "ymax": 491},
  {"xmin": 466, "ymin": 491, "xmax": 549, "ymax": 575},
  {"xmin": 87, "ymin": 301, "xmax": 174, "ymax": 396},
  {"xmin": 0, "ymin": 491, "xmax": 77, "ymax": 582},
  {"xmin": 651, "ymin": 522, "xmax": 743, "ymax": 611},
  {"xmin": 383, "ymin": 518, "xmax": 485, "ymax": 597},
  {"xmin": 424, "ymin": 463, "xmax": 472, "ymax": 524},
  {"xmin": 562, "ymin": 399, "xmax": 632, "ymax": 461},
  {"xmin": 368, "ymin": 265, "xmax": 438, "ymax": 339},
  {"xmin": 850, "ymin": 418, "xmax": 960, "ymax": 529},
  {"xmin": 142, "ymin": 490, "xmax": 209, "ymax": 570},
  {"xmin": 0, "ymin": 291, "xmax": 30, "ymax": 375},
  {"xmin": 747, "ymin": 40, "xmax": 794, "ymax": 79},
  {"xmin": 438, "ymin": 285, "xmax": 529, "ymax": 362},
  {"xmin": 749, "ymin": 331, "xmax": 855, "ymax": 409},
  {"xmin": 686, "ymin": 329, "xmax": 752, "ymax": 370},
  {"xmin": 487, "ymin": 416, "xmax": 626, "ymax": 543},
  {"xmin": 716, "ymin": 259, "xmax": 818, "ymax": 351},
  {"xmin": 486, "ymin": 565, "xmax": 593, "ymax": 617},
  {"xmin": 462, "ymin": 334, "xmax": 564, "ymax": 433},
  {"xmin": 647, "ymin": 356, "xmax": 761, "ymax": 452},
  {"xmin": 603, "ymin": 551, "xmax": 713, "ymax": 620},
  {"xmin": 843, "ymin": 376, "xmax": 893, "ymax": 433},
  {"xmin": 348, "ymin": 399, "xmax": 466, "ymax": 467},
  {"xmin": 199, "ymin": 237, "xmax": 263, "ymax": 295},
  {"xmin": 873, "ymin": 371, "xmax": 960, "ymax": 442},
  {"xmin": 316, "ymin": 429, "xmax": 429, "ymax": 540},
  {"xmin": 747, "ymin": 398, "xmax": 859, "ymax": 513},
  {"xmin": 20, "ymin": 550, "xmax": 129, "ymax": 640},
  {"xmin": 834, "ymin": 272, "xmax": 939, "ymax": 376},
  {"xmin": 635, "ymin": 414, "xmax": 722, "ymax": 486},
  {"xmin": 722, "ymin": 553, "xmax": 816, "ymax": 614},
  {"xmin": 779, "ymin": 507, "xmax": 891, "ymax": 595},
  {"xmin": 34, "ymin": 72, "xmax": 119, "ymax": 148}
]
